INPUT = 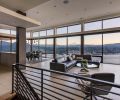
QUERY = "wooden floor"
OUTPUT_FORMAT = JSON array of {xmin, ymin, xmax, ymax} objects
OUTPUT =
[
  {"xmin": 0, "ymin": 59, "xmax": 120, "ymax": 99},
  {"xmin": 26, "ymin": 59, "xmax": 120, "ymax": 100},
  {"xmin": 0, "ymin": 65, "xmax": 12, "ymax": 96}
]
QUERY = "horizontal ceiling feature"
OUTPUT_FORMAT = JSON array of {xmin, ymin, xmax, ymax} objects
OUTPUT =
[
  {"xmin": 0, "ymin": 0, "xmax": 50, "ymax": 12},
  {"xmin": 0, "ymin": 6, "xmax": 41, "ymax": 28}
]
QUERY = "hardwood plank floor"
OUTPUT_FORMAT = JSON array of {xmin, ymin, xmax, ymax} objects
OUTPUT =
[{"xmin": 0, "ymin": 59, "xmax": 120, "ymax": 100}]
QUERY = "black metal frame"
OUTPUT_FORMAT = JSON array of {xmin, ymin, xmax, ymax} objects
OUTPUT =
[{"xmin": 12, "ymin": 64, "xmax": 120, "ymax": 100}]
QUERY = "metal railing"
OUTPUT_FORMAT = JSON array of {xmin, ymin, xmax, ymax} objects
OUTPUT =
[{"xmin": 12, "ymin": 64, "xmax": 120, "ymax": 100}]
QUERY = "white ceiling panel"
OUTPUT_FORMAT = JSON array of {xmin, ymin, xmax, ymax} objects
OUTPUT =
[
  {"xmin": 26, "ymin": 0, "xmax": 120, "ymax": 31},
  {"xmin": 0, "ymin": 0, "xmax": 49, "ymax": 12}
]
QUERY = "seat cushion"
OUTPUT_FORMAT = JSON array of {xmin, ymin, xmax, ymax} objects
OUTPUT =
[{"xmin": 63, "ymin": 60, "xmax": 77, "ymax": 67}]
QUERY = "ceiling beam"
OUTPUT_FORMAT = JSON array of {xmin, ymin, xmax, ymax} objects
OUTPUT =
[{"xmin": 0, "ymin": 6, "xmax": 41, "ymax": 28}]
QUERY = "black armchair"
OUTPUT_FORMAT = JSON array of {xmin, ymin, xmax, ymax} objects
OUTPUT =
[{"xmin": 79, "ymin": 73, "xmax": 115, "ymax": 100}]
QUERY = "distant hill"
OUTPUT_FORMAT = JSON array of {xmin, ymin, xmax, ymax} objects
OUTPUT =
[{"xmin": 1, "ymin": 41, "xmax": 120, "ymax": 54}]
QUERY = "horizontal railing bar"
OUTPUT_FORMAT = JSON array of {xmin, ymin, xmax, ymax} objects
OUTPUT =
[
  {"xmin": 22, "ymin": 71, "xmax": 41, "ymax": 79},
  {"xmin": 23, "ymin": 69, "xmax": 41, "ymax": 74},
  {"xmin": 29, "ymin": 81, "xmax": 87, "ymax": 99},
  {"xmin": 43, "ymin": 82, "xmax": 84, "ymax": 98},
  {"xmin": 17, "ymin": 74, "xmax": 37, "ymax": 100},
  {"xmin": 15, "ymin": 76, "xmax": 42, "ymax": 99},
  {"xmin": 43, "ymin": 77, "xmax": 92, "ymax": 94},
  {"xmin": 43, "ymin": 87, "xmax": 76, "ymax": 100},
  {"xmin": 43, "ymin": 74, "xmax": 79, "ymax": 84},
  {"xmin": 21, "ymin": 72, "xmax": 88, "ymax": 94},
  {"xmin": 24, "ymin": 71, "xmax": 79, "ymax": 86},
  {"xmin": 33, "ymin": 86, "xmax": 61, "ymax": 100},
  {"xmin": 43, "ymin": 78, "xmax": 83, "ymax": 92},
  {"xmin": 26, "ymin": 77, "xmax": 41, "ymax": 84},
  {"xmin": 14, "ymin": 66, "xmax": 41, "ymax": 100},
  {"xmin": 17, "ymin": 80, "xmax": 31, "ymax": 100},
  {"xmin": 29, "ymin": 82, "xmax": 41, "ymax": 89},
  {"xmin": 17, "ymin": 64, "xmax": 120, "ymax": 88},
  {"xmin": 13, "ymin": 64, "xmax": 120, "ymax": 100},
  {"xmin": 18, "ymin": 84, "xmax": 31, "ymax": 100},
  {"xmin": 43, "ymin": 95, "xmax": 52, "ymax": 100},
  {"xmin": 22, "ymin": 70, "xmax": 77, "ymax": 86},
  {"xmin": 43, "ymin": 91, "xmax": 62, "ymax": 100}
]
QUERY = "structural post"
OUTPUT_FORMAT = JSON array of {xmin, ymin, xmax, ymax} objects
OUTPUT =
[
  {"xmin": 30, "ymin": 39, "xmax": 33, "ymax": 52},
  {"xmin": 81, "ymin": 21, "xmax": 84, "ymax": 55},
  {"xmin": 53, "ymin": 38, "xmax": 56, "ymax": 60},
  {"xmin": 16, "ymin": 27, "xmax": 26, "ymax": 64},
  {"xmin": 53, "ymin": 28, "xmax": 56, "ymax": 60}
]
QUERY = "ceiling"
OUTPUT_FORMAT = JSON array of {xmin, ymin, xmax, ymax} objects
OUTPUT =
[
  {"xmin": 26, "ymin": 0, "xmax": 120, "ymax": 31},
  {"xmin": 1, "ymin": 0, "xmax": 120, "ymax": 31},
  {"xmin": 0, "ymin": 0, "xmax": 49, "ymax": 12}
]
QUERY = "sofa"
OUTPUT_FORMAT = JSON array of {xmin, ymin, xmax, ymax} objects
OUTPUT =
[
  {"xmin": 50, "ymin": 54, "xmax": 100, "ymax": 72},
  {"xmin": 50, "ymin": 57, "xmax": 77, "ymax": 72}
]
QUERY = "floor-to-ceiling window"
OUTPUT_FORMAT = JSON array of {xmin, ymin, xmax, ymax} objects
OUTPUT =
[
  {"xmin": 26, "ymin": 40, "xmax": 31, "ymax": 52},
  {"xmin": 39, "ymin": 39, "xmax": 46, "ymax": 57},
  {"xmin": 56, "ymin": 37, "xmax": 67, "ymax": 58},
  {"xmin": 84, "ymin": 21, "xmax": 102, "ymax": 31},
  {"xmin": 46, "ymin": 38, "xmax": 53, "ymax": 58},
  {"xmin": 84, "ymin": 34, "xmax": 102, "ymax": 61},
  {"xmin": 32, "ymin": 39, "xmax": 39, "ymax": 51},
  {"xmin": 12, "ymin": 39, "xmax": 16, "ymax": 52},
  {"xmin": 68, "ymin": 24, "xmax": 81, "ymax": 33},
  {"xmin": 103, "ymin": 33, "xmax": 120, "ymax": 64},
  {"xmin": 2, "ymin": 39, "xmax": 11, "ymax": 52},
  {"xmin": 68, "ymin": 36, "xmax": 81, "ymax": 54}
]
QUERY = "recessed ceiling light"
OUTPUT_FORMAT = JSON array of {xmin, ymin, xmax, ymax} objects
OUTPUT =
[
  {"xmin": 109, "ymin": 1, "xmax": 113, "ymax": 4},
  {"xmin": 63, "ymin": 0, "xmax": 69, "ymax": 4},
  {"xmin": 84, "ymin": 8, "xmax": 87, "ymax": 12},
  {"xmin": 53, "ymin": 5, "xmax": 56, "ymax": 7},
  {"xmin": 36, "ymin": 11, "xmax": 39, "ymax": 14}
]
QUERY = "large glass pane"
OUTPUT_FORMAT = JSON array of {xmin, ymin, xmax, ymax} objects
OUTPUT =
[
  {"xmin": 0, "ymin": 29, "xmax": 10, "ymax": 34},
  {"xmin": 39, "ymin": 39, "xmax": 46, "ymax": 57},
  {"xmin": 26, "ymin": 40, "xmax": 31, "ymax": 52},
  {"xmin": 46, "ymin": 39, "xmax": 53, "ymax": 58},
  {"xmin": 2, "ymin": 39, "xmax": 11, "ymax": 52},
  {"xmin": 68, "ymin": 36, "xmax": 81, "ymax": 54},
  {"xmin": 26, "ymin": 32, "xmax": 31, "ymax": 38},
  {"xmin": 103, "ymin": 33, "xmax": 120, "ymax": 64},
  {"xmin": 57, "ymin": 27, "xmax": 67, "ymax": 34},
  {"xmin": 0, "ymin": 40, "xmax": 2, "ymax": 52},
  {"xmin": 33, "ymin": 32, "xmax": 39, "ymax": 38},
  {"xmin": 84, "ymin": 21, "xmax": 102, "ymax": 31},
  {"xmin": 68, "ymin": 24, "xmax": 81, "ymax": 33},
  {"xmin": 32, "ymin": 39, "xmax": 39, "ymax": 51},
  {"xmin": 11, "ymin": 30, "xmax": 16, "ymax": 35},
  {"xmin": 56, "ymin": 37, "xmax": 67, "ymax": 58},
  {"xmin": 12, "ymin": 39, "xmax": 16, "ymax": 52},
  {"xmin": 103, "ymin": 17, "xmax": 120, "ymax": 29},
  {"xmin": 40, "ymin": 31, "xmax": 46, "ymax": 37},
  {"xmin": 47, "ymin": 29, "xmax": 54, "ymax": 36},
  {"xmin": 84, "ymin": 34, "xmax": 102, "ymax": 61}
]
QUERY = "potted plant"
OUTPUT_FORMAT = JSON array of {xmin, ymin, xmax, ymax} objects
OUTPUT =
[{"xmin": 81, "ymin": 59, "xmax": 89, "ymax": 72}]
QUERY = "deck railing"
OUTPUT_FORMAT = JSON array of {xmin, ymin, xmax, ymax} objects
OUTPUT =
[{"xmin": 12, "ymin": 64, "xmax": 120, "ymax": 100}]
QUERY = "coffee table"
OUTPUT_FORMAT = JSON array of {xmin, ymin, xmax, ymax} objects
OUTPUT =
[{"xmin": 76, "ymin": 63, "xmax": 98, "ymax": 69}]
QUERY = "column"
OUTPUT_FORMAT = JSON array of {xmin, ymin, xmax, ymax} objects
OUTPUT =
[{"xmin": 16, "ymin": 27, "xmax": 26, "ymax": 64}]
